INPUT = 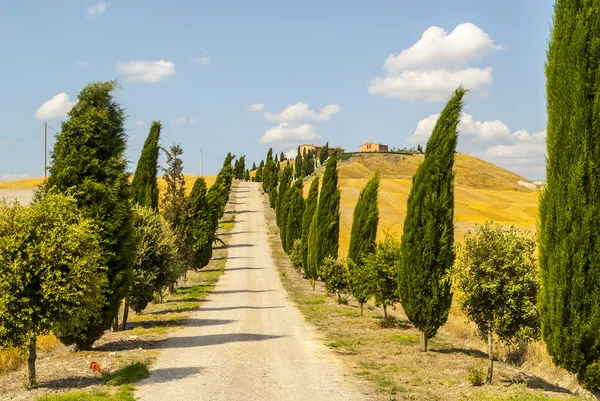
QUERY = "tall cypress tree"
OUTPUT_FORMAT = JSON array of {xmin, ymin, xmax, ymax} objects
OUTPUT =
[
  {"xmin": 276, "ymin": 165, "xmax": 293, "ymax": 226},
  {"xmin": 263, "ymin": 149, "xmax": 274, "ymax": 193},
  {"xmin": 301, "ymin": 177, "xmax": 319, "ymax": 277},
  {"xmin": 190, "ymin": 177, "xmax": 213, "ymax": 270},
  {"xmin": 45, "ymin": 81, "xmax": 134, "ymax": 350},
  {"xmin": 348, "ymin": 174, "xmax": 380, "ymax": 266},
  {"xmin": 285, "ymin": 178, "xmax": 305, "ymax": 253},
  {"xmin": 539, "ymin": 0, "xmax": 600, "ymax": 391},
  {"xmin": 320, "ymin": 141, "xmax": 329, "ymax": 165},
  {"xmin": 398, "ymin": 87, "xmax": 465, "ymax": 352},
  {"xmin": 311, "ymin": 150, "xmax": 340, "ymax": 275},
  {"xmin": 131, "ymin": 121, "xmax": 160, "ymax": 210},
  {"xmin": 295, "ymin": 146, "xmax": 303, "ymax": 179}
]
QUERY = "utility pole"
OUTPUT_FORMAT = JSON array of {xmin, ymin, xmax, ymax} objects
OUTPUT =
[
  {"xmin": 200, "ymin": 147, "xmax": 203, "ymax": 177},
  {"xmin": 44, "ymin": 122, "xmax": 47, "ymax": 181}
]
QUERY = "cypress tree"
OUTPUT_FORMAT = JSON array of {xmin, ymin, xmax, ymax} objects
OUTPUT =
[
  {"xmin": 131, "ymin": 121, "xmax": 160, "ymax": 210},
  {"xmin": 285, "ymin": 178, "xmax": 305, "ymax": 253},
  {"xmin": 295, "ymin": 146, "xmax": 303, "ymax": 179},
  {"xmin": 45, "ymin": 81, "xmax": 135, "ymax": 350},
  {"xmin": 244, "ymin": 169, "xmax": 250, "ymax": 182},
  {"xmin": 276, "ymin": 165, "xmax": 293, "ymax": 226},
  {"xmin": 348, "ymin": 173, "xmax": 380, "ymax": 267},
  {"xmin": 306, "ymin": 207, "xmax": 319, "ymax": 290},
  {"xmin": 252, "ymin": 162, "xmax": 256, "ymax": 171},
  {"xmin": 312, "ymin": 150, "xmax": 340, "ymax": 275},
  {"xmin": 320, "ymin": 141, "xmax": 329, "ymax": 165},
  {"xmin": 262, "ymin": 149, "xmax": 273, "ymax": 193},
  {"xmin": 301, "ymin": 177, "xmax": 319, "ymax": 277},
  {"xmin": 398, "ymin": 87, "xmax": 465, "ymax": 352},
  {"xmin": 190, "ymin": 177, "xmax": 213, "ymax": 270},
  {"xmin": 539, "ymin": 0, "xmax": 600, "ymax": 390},
  {"xmin": 278, "ymin": 166, "xmax": 294, "ymax": 247}
]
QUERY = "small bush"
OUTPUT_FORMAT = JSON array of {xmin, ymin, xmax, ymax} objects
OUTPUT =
[
  {"xmin": 289, "ymin": 239, "xmax": 304, "ymax": 274},
  {"xmin": 0, "ymin": 347, "xmax": 22, "ymax": 374},
  {"xmin": 467, "ymin": 365, "xmax": 485, "ymax": 386},
  {"xmin": 37, "ymin": 333, "xmax": 59, "ymax": 352},
  {"xmin": 102, "ymin": 362, "xmax": 149, "ymax": 386},
  {"xmin": 320, "ymin": 257, "xmax": 349, "ymax": 298}
]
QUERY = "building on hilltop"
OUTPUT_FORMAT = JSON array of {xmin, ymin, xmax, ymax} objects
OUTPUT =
[
  {"xmin": 299, "ymin": 144, "xmax": 344, "ymax": 156},
  {"xmin": 359, "ymin": 142, "xmax": 388, "ymax": 153}
]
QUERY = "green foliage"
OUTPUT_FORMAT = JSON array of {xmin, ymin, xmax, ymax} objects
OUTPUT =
[
  {"xmin": 467, "ymin": 365, "xmax": 485, "ymax": 386},
  {"xmin": 311, "ymin": 150, "xmax": 340, "ymax": 276},
  {"xmin": 290, "ymin": 239, "xmax": 304, "ymax": 274},
  {"xmin": 456, "ymin": 222, "xmax": 540, "ymax": 343},
  {"xmin": 161, "ymin": 144, "xmax": 194, "ymax": 274},
  {"xmin": 539, "ymin": 0, "xmax": 600, "ymax": 391},
  {"xmin": 262, "ymin": 149, "xmax": 273, "ymax": 192},
  {"xmin": 131, "ymin": 121, "xmax": 161, "ymax": 210},
  {"xmin": 348, "ymin": 259, "xmax": 375, "ymax": 315},
  {"xmin": 364, "ymin": 235, "xmax": 401, "ymax": 317},
  {"xmin": 243, "ymin": 169, "xmax": 250, "ymax": 182},
  {"xmin": 233, "ymin": 155, "xmax": 246, "ymax": 180},
  {"xmin": 207, "ymin": 154, "xmax": 234, "ymax": 228},
  {"xmin": 398, "ymin": 87, "xmax": 465, "ymax": 348},
  {"xmin": 348, "ymin": 174, "xmax": 380, "ymax": 267},
  {"xmin": 36, "ymin": 386, "xmax": 135, "ymax": 401},
  {"xmin": 320, "ymin": 141, "xmax": 329, "ymax": 165},
  {"xmin": 455, "ymin": 222, "xmax": 540, "ymax": 384},
  {"xmin": 255, "ymin": 162, "xmax": 263, "ymax": 182},
  {"xmin": 306, "ymin": 208, "xmax": 319, "ymax": 282},
  {"xmin": 45, "ymin": 81, "xmax": 134, "ymax": 350},
  {"xmin": 295, "ymin": 147, "xmax": 303, "ymax": 179},
  {"xmin": 129, "ymin": 205, "xmax": 179, "ymax": 313},
  {"xmin": 190, "ymin": 177, "xmax": 214, "ymax": 270},
  {"xmin": 102, "ymin": 362, "xmax": 149, "ymax": 385},
  {"xmin": 284, "ymin": 179, "xmax": 305, "ymax": 253},
  {"xmin": 276, "ymin": 165, "xmax": 293, "ymax": 227},
  {"xmin": 303, "ymin": 149, "xmax": 315, "ymax": 176},
  {"xmin": 301, "ymin": 177, "xmax": 319, "ymax": 276},
  {"xmin": 0, "ymin": 193, "xmax": 104, "ymax": 386},
  {"xmin": 320, "ymin": 257, "xmax": 348, "ymax": 298}
]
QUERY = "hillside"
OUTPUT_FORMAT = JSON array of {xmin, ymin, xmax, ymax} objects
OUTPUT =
[{"xmin": 305, "ymin": 153, "xmax": 540, "ymax": 258}]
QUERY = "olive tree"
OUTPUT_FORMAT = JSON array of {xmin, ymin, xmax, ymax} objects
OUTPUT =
[
  {"xmin": 0, "ymin": 193, "xmax": 104, "ymax": 387},
  {"xmin": 455, "ymin": 222, "xmax": 540, "ymax": 384}
]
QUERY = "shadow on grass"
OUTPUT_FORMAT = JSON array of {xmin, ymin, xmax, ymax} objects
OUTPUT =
[
  {"xmin": 94, "ymin": 338, "xmax": 163, "ymax": 352},
  {"xmin": 432, "ymin": 346, "xmax": 488, "ymax": 359},
  {"xmin": 37, "ymin": 377, "xmax": 101, "ymax": 390}
]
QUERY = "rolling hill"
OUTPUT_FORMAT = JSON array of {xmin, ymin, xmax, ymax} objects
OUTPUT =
[{"xmin": 304, "ymin": 153, "xmax": 540, "ymax": 258}]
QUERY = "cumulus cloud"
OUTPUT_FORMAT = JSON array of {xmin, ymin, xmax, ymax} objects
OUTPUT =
[
  {"xmin": 259, "ymin": 123, "xmax": 320, "ymax": 145},
  {"xmin": 134, "ymin": 120, "xmax": 145, "ymax": 126},
  {"xmin": 369, "ymin": 23, "xmax": 502, "ymax": 102},
  {"xmin": 383, "ymin": 23, "xmax": 504, "ymax": 71},
  {"xmin": 191, "ymin": 57, "xmax": 210, "ymax": 65},
  {"xmin": 284, "ymin": 148, "xmax": 298, "ymax": 160},
  {"xmin": 171, "ymin": 117, "xmax": 196, "ymax": 126},
  {"xmin": 116, "ymin": 60, "xmax": 175, "ymax": 82},
  {"xmin": 35, "ymin": 93, "xmax": 77, "ymax": 120},
  {"xmin": 264, "ymin": 102, "xmax": 341, "ymax": 122},
  {"xmin": 409, "ymin": 112, "xmax": 511, "ymax": 144},
  {"xmin": 369, "ymin": 68, "xmax": 493, "ymax": 103},
  {"xmin": 248, "ymin": 103, "xmax": 265, "ymax": 112},
  {"xmin": 85, "ymin": 2, "xmax": 106, "ymax": 17}
]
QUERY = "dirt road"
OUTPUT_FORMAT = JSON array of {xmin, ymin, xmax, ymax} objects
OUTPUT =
[{"xmin": 136, "ymin": 182, "xmax": 369, "ymax": 401}]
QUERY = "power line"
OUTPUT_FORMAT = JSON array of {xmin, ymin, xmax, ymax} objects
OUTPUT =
[{"xmin": 0, "ymin": 131, "xmax": 35, "ymax": 152}]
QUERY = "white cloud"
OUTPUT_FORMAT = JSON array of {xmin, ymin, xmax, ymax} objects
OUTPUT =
[
  {"xmin": 369, "ymin": 68, "xmax": 493, "ymax": 103},
  {"xmin": 191, "ymin": 57, "xmax": 210, "ymax": 65},
  {"xmin": 259, "ymin": 123, "xmax": 320, "ymax": 145},
  {"xmin": 134, "ymin": 120, "xmax": 145, "ymax": 126},
  {"xmin": 0, "ymin": 173, "xmax": 29, "ymax": 181},
  {"xmin": 409, "ymin": 112, "xmax": 510, "ymax": 144},
  {"xmin": 384, "ymin": 23, "xmax": 504, "ymax": 71},
  {"xmin": 85, "ymin": 2, "xmax": 106, "ymax": 17},
  {"xmin": 483, "ymin": 130, "xmax": 546, "ymax": 178},
  {"xmin": 35, "ymin": 93, "xmax": 77, "ymax": 120},
  {"xmin": 369, "ymin": 23, "xmax": 502, "ymax": 102},
  {"xmin": 264, "ymin": 102, "xmax": 341, "ymax": 122},
  {"xmin": 115, "ymin": 60, "xmax": 175, "ymax": 83},
  {"xmin": 171, "ymin": 117, "xmax": 196, "ymax": 126},
  {"xmin": 77, "ymin": 60, "xmax": 88, "ymax": 67},
  {"xmin": 248, "ymin": 103, "xmax": 265, "ymax": 112},
  {"xmin": 284, "ymin": 148, "xmax": 298, "ymax": 160}
]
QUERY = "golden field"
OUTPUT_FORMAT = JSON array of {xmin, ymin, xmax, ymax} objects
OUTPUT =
[
  {"xmin": 305, "ymin": 153, "xmax": 540, "ymax": 258},
  {"xmin": 0, "ymin": 175, "xmax": 216, "ymax": 196}
]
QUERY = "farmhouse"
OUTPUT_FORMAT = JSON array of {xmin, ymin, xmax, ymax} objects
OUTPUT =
[{"xmin": 359, "ymin": 142, "xmax": 388, "ymax": 153}]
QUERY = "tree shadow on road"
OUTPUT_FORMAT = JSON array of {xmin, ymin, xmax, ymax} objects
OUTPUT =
[
  {"xmin": 142, "ymin": 366, "xmax": 204, "ymax": 384},
  {"xmin": 209, "ymin": 289, "xmax": 276, "ymax": 294},
  {"xmin": 162, "ymin": 333, "xmax": 285, "ymax": 349},
  {"xmin": 225, "ymin": 267, "xmax": 264, "ymax": 271},
  {"xmin": 198, "ymin": 305, "xmax": 285, "ymax": 312}
]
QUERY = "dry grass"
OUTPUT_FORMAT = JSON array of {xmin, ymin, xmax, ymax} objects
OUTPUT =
[
  {"xmin": 262, "ymin": 190, "xmax": 588, "ymax": 401},
  {"xmin": 0, "ymin": 177, "xmax": 45, "ymax": 190},
  {"xmin": 0, "ymin": 348, "xmax": 21, "ymax": 375}
]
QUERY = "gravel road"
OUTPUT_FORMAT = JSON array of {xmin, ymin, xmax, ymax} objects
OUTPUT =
[{"xmin": 135, "ymin": 182, "xmax": 370, "ymax": 401}]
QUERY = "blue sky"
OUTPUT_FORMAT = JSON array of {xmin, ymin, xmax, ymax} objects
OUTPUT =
[{"xmin": 0, "ymin": 0, "xmax": 552, "ymax": 180}]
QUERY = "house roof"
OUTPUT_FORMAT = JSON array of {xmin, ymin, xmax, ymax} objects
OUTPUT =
[{"xmin": 360, "ymin": 142, "xmax": 387, "ymax": 146}]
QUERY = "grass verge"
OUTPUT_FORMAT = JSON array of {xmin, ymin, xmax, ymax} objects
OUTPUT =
[
  {"xmin": 102, "ymin": 362, "xmax": 149, "ymax": 386},
  {"xmin": 36, "ymin": 385, "xmax": 135, "ymax": 401}
]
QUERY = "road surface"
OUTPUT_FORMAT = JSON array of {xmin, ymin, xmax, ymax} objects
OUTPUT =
[{"xmin": 136, "ymin": 182, "xmax": 369, "ymax": 401}]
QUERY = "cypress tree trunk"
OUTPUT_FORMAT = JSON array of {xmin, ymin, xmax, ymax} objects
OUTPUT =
[
  {"xmin": 487, "ymin": 329, "xmax": 494, "ymax": 384},
  {"xmin": 121, "ymin": 297, "xmax": 130, "ymax": 330},
  {"xmin": 383, "ymin": 304, "xmax": 387, "ymax": 318},
  {"xmin": 398, "ymin": 87, "xmax": 465, "ymax": 351},
  {"xmin": 27, "ymin": 336, "xmax": 37, "ymax": 388},
  {"xmin": 360, "ymin": 303, "xmax": 363, "ymax": 316},
  {"xmin": 539, "ymin": 0, "xmax": 600, "ymax": 391}
]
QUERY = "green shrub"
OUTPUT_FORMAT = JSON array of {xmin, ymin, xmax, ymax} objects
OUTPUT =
[
  {"xmin": 289, "ymin": 239, "xmax": 304, "ymax": 274},
  {"xmin": 102, "ymin": 362, "xmax": 149, "ymax": 386},
  {"xmin": 320, "ymin": 257, "xmax": 348, "ymax": 300},
  {"xmin": 468, "ymin": 365, "xmax": 485, "ymax": 386}
]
